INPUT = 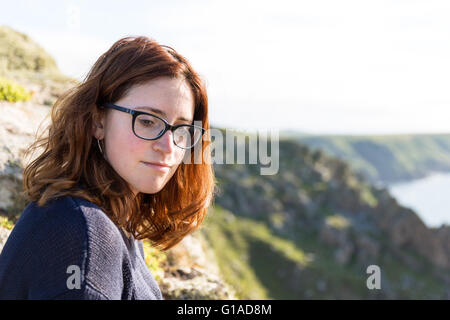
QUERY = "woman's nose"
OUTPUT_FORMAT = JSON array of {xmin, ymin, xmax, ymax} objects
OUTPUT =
[{"xmin": 153, "ymin": 129, "xmax": 175, "ymax": 152}]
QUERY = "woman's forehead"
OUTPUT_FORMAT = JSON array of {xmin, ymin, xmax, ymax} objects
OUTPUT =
[{"xmin": 119, "ymin": 79, "xmax": 195, "ymax": 117}]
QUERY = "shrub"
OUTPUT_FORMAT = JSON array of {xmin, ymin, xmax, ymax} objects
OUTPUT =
[
  {"xmin": 142, "ymin": 239, "xmax": 167, "ymax": 281},
  {"xmin": 0, "ymin": 77, "xmax": 31, "ymax": 102}
]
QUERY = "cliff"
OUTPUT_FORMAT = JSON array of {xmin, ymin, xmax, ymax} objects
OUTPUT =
[{"xmin": 283, "ymin": 133, "xmax": 450, "ymax": 185}]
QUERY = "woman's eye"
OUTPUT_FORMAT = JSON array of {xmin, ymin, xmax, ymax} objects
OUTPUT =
[{"xmin": 141, "ymin": 120, "xmax": 154, "ymax": 126}]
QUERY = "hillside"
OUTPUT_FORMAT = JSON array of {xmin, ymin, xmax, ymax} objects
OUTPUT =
[
  {"xmin": 281, "ymin": 132, "xmax": 450, "ymax": 185},
  {"xmin": 195, "ymin": 136, "xmax": 450, "ymax": 299},
  {"xmin": 0, "ymin": 25, "xmax": 78, "ymax": 106}
]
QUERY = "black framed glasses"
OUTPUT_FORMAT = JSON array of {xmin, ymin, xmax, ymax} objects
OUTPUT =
[{"xmin": 102, "ymin": 103, "xmax": 205, "ymax": 149}]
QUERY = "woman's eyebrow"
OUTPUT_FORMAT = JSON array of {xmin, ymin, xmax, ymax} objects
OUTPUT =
[{"xmin": 135, "ymin": 106, "xmax": 192, "ymax": 122}]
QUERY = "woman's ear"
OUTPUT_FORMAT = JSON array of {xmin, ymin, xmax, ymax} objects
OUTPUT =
[{"xmin": 92, "ymin": 113, "xmax": 106, "ymax": 139}]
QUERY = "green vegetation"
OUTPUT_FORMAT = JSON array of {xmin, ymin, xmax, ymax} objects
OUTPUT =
[
  {"xmin": 142, "ymin": 239, "xmax": 167, "ymax": 281},
  {"xmin": 201, "ymin": 207, "xmax": 270, "ymax": 299},
  {"xmin": 0, "ymin": 77, "xmax": 31, "ymax": 102},
  {"xmin": 0, "ymin": 216, "xmax": 14, "ymax": 230},
  {"xmin": 359, "ymin": 187, "xmax": 378, "ymax": 207},
  {"xmin": 325, "ymin": 214, "xmax": 351, "ymax": 230}
]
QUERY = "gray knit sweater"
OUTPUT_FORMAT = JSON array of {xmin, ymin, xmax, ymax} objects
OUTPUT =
[{"xmin": 0, "ymin": 195, "xmax": 163, "ymax": 300}]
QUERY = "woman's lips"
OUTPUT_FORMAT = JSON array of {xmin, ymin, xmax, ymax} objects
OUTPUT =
[{"xmin": 141, "ymin": 162, "xmax": 171, "ymax": 171}]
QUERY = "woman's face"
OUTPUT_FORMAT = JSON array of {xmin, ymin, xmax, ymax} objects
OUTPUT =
[{"xmin": 93, "ymin": 77, "xmax": 195, "ymax": 195}]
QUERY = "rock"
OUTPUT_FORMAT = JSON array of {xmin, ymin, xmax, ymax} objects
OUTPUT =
[
  {"xmin": 319, "ymin": 222, "xmax": 349, "ymax": 247},
  {"xmin": 0, "ymin": 226, "xmax": 11, "ymax": 254},
  {"xmin": 373, "ymin": 201, "xmax": 450, "ymax": 269},
  {"xmin": 355, "ymin": 234, "xmax": 380, "ymax": 264},
  {"xmin": 334, "ymin": 243, "xmax": 355, "ymax": 265},
  {"xmin": 0, "ymin": 101, "xmax": 51, "ymax": 169},
  {"xmin": 160, "ymin": 233, "xmax": 237, "ymax": 300},
  {"xmin": 0, "ymin": 100, "xmax": 51, "ymax": 214},
  {"xmin": 159, "ymin": 266, "xmax": 236, "ymax": 300},
  {"xmin": 319, "ymin": 220, "xmax": 355, "ymax": 265}
]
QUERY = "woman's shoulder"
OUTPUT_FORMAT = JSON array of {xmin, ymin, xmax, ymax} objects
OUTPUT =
[
  {"xmin": 8, "ymin": 195, "xmax": 123, "ymax": 253},
  {"xmin": 8, "ymin": 195, "xmax": 90, "ymax": 245},
  {"xmin": 0, "ymin": 195, "xmax": 125, "ymax": 299}
]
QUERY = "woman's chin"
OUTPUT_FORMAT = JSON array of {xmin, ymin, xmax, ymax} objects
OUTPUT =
[{"xmin": 132, "ymin": 185, "xmax": 164, "ymax": 195}]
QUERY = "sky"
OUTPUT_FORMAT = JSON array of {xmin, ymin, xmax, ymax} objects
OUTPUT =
[{"xmin": 2, "ymin": 0, "xmax": 450, "ymax": 135}]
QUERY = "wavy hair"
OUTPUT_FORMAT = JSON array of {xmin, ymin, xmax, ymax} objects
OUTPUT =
[{"xmin": 22, "ymin": 36, "xmax": 217, "ymax": 250}]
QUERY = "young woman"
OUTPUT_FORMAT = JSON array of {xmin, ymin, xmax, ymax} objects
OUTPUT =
[{"xmin": 0, "ymin": 36, "xmax": 216, "ymax": 299}]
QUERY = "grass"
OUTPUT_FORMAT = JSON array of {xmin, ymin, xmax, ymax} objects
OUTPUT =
[{"xmin": 201, "ymin": 207, "xmax": 270, "ymax": 299}]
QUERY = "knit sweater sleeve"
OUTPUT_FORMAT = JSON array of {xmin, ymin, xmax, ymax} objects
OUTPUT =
[
  {"xmin": 0, "ymin": 196, "xmax": 133, "ymax": 300},
  {"xmin": 48, "ymin": 283, "xmax": 110, "ymax": 300}
]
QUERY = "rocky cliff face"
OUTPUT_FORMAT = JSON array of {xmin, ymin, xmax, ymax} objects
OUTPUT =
[
  {"xmin": 292, "ymin": 134, "xmax": 450, "ymax": 185},
  {"xmin": 208, "ymin": 140, "xmax": 450, "ymax": 299}
]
